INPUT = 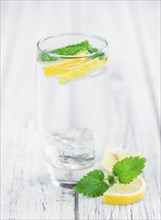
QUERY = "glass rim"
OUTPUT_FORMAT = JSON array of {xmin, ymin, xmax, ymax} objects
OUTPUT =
[{"xmin": 37, "ymin": 33, "xmax": 108, "ymax": 59}]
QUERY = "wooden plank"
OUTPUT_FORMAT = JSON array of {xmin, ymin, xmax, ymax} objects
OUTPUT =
[
  {"xmin": 77, "ymin": 2, "xmax": 160, "ymax": 220},
  {"xmin": 1, "ymin": 1, "xmax": 160, "ymax": 220},
  {"xmin": 2, "ymin": 119, "xmax": 75, "ymax": 220},
  {"xmin": 128, "ymin": 1, "xmax": 160, "ymax": 131},
  {"xmin": 78, "ymin": 69, "xmax": 160, "ymax": 220},
  {"xmin": 1, "ymin": 2, "xmax": 76, "ymax": 219}
]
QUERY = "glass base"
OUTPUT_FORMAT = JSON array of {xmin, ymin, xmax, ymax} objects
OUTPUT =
[{"xmin": 47, "ymin": 162, "xmax": 97, "ymax": 189}]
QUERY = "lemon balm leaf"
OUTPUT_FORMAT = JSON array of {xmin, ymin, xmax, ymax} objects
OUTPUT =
[
  {"xmin": 112, "ymin": 156, "xmax": 146, "ymax": 184},
  {"xmin": 87, "ymin": 44, "xmax": 98, "ymax": 53},
  {"xmin": 108, "ymin": 175, "xmax": 117, "ymax": 186},
  {"xmin": 39, "ymin": 41, "xmax": 90, "ymax": 62},
  {"xmin": 50, "ymin": 40, "xmax": 90, "ymax": 56},
  {"xmin": 73, "ymin": 156, "xmax": 146, "ymax": 198},
  {"xmin": 39, "ymin": 52, "xmax": 58, "ymax": 62},
  {"xmin": 38, "ymin": 40, "xmax": 106, "ymax": 62},
  {"xmin": 73, "ymin": 170, "xmax": 109, "ymax": 197}
]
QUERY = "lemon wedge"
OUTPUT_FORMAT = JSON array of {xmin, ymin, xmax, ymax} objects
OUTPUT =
[
  {"xmin": 103, "ymin": 176, "xmax": 146, "ymax": 205},
  {"xmin": 58, "ymin": 58, "xmax": 108, "ymax": 84},
  {"xmin": 101, "ymin": 147, "xmax": 142, "ymax": 172}
]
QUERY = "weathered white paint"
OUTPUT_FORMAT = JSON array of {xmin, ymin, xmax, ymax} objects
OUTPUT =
[{"xmin": 1, "ymin": 1, "xmax": 160, "ymax": 220}]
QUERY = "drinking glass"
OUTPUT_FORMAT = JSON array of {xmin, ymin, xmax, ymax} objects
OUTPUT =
[{"xmin": 36, "ymin": 33, "xmax": 109, "ymax": 188}]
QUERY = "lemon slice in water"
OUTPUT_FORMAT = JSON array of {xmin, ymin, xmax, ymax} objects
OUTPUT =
[
  {"xmin": 58, "ymin": 58, "xmax": 108, "ymax": 84},
  {"xmin": 44, "ymin": 57, "xmax": 88, "ymax": 76}
]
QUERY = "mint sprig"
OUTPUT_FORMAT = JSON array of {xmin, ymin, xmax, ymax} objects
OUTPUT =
[
  {"xmin": 38, "ymin": 40, "xmax": 106, "ymax": 62},
  {"xmin": 73, "ymin": 170, "xmax": 109, "ymax": 197},
  {"xmin": 113, "ymin": 156, "xmax": 146, "ymax": 184},
  {"xmin": 50, "ymin": 40, "xmax": 89, "ymax": 56},
  {"xmin": 107, "ymin": 174, "xmax": 117, "ymax": 186},
  {"xmin": 38, "ymin": 52, "xmax": 58, "ymax": 62},
  {"xmin": 73, "ymin": 156, "xmax": 146, "ymax": 197}
]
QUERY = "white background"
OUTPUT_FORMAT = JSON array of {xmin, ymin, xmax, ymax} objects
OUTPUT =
[{"xmin": 1, "ymin": 1, "xmax": 160, "ymax": 220}]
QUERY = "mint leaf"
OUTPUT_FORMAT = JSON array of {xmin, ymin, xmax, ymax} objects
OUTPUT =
[
  {"xmin": 87, "ymin": 42, "xmax": 107, "ymax": 59},
  {"xmin": 38, "ymin": 40, "xmax": 106, "ymax": 62},
  {"xmin": 108, "ymin": 175, "xmax": 116, "ymax": 186},
  {"xmin": 87, "ymin": 44, "xmax": 98, "ymax": 53},
  {"xmin": 91, "ymin": 52, "xmax": 107, "ymax": 60},
  {"xmin": 73, "ymin": 156, "xmax": 147, "ymax": 198},
  {"xmin": 39, "ymin": 52, "xmax": 58, "ymax": 62},
  {"xmin": 39, "ymin": 41, "xmax": 89, "ymax": 62},
  {"xmin": 112, "ymin": 156, "xmax": 146, "ymax": 184},
  {"xmin": 73, "ymin": 170, "xmax": 109, "ymax": 197},
  {"xmin": 50, "ymin": 40, "xmax": 89, "ymax": 56}
]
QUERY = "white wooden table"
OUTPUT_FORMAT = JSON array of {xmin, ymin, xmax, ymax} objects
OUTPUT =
[{"xmin": 1, "ymin": 1, "xmax": 160, "ymax": 219}]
